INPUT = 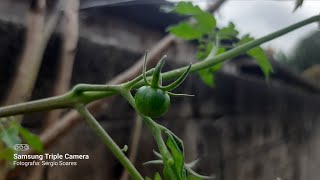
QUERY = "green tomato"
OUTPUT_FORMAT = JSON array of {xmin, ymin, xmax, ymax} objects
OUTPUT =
[{"xmin": 134, "ymin": 86, "xmax": 170, "ymax": 118}]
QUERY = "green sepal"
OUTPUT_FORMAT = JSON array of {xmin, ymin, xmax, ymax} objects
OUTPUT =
[
  {"xmin": 143, "ymin": 51, "xmax": 152, "ymax": 86},
  {"xmin": 151, "ymin": 55, "xmax": 166, "ymax": 87},
  {"xmin": 161, "ymin": 64, "xmax": 192, "ymax": 91}
]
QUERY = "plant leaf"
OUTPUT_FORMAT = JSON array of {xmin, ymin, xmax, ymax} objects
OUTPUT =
[
  {"xmin": 238, "ymin": 35, "xmax": 273, "ymax": 79},
  {"xmin": 167, "ymin": 22, "xmax": 203, "ymax": 40},
  {"xmin": 198, "ymin": 46, "xmax": 224, "ymax": 88},
  {"xmin": 194, "ymin": 12, "xmax": 216, "ymax": 34},
  {"xmin": 169, "ymin": 2, "xmax": 215, "ymax": 39},
  {"xmin": 198, "ymin": 70, "xmax": 214, "ymax": 87},
  {"xmin": 172, "ymin": 2, "xmax": 203, "ymax": 15},
  {"xmin": 197, "ymin": 41, "xmax": 213, "ymax": 60},
  {"xmin": 0, "ymin": 147, "xmax": 15, "ymax": 161},
  {"xmin": 217, "ymin": 22, "xmax": 239, "ymax": 40},
  {"xmin": 0, "ymin": 123, "xmax": 21, "ymax": 148},
  {"xmin": 154, "ymin": 172, "xmax": 162, "ymax": 180},
  {"xmin": 13, "ymin": 123, "xmax": 43, "ymax": 153},
  {"xmin": 166, "ymin": 132, "xmax": 185, "ymax": 179}
]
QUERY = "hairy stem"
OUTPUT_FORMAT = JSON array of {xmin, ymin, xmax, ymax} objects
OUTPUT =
[{"xmin": 75, "ymin": 104, "xmax": 143, "ymax": 180}]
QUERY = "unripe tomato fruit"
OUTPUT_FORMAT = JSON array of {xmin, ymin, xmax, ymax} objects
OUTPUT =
[{"xmin": 134, "ymin": 86, "xmax": 170, "ymax": 118}]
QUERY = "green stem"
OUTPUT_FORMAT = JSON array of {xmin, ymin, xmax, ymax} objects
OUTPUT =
[
  {"xmin": 121, "ymin": 91, "xmax": 179, "ymax": 180},
  {"xmin": 123, "ymin": 68, "xmax": 155, "ymax": 88},
  {"xmin": 0, "ymin": 92, "xmax": 74, "ymax": 117},
  {"xmin": 73, "ymin": 84, "xmax": 122, "ymax": 93},
  {"xmin": 0, "ymin": 15, "xmax": 319, "ymax": 117},
  {"xmin": 0, "ymin": 92, "xmax": 116, "ymax": 118},
  {"xmin": 75, "ymin": 104, "xmax": 143, "ymax": 180},
  {"xmin": 134, "ymin": 14, "xmax": 320, "ymax": 88}
]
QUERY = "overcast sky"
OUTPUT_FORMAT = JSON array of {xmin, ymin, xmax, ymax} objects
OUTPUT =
[{"xmin": 170, "ymin": 0, "xmax": 320, "ymax": 56}]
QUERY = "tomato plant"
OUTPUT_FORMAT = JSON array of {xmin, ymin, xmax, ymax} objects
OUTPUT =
[{"xmin": 0, "ymin": 0, "xmax": 317, "ymax": 179}]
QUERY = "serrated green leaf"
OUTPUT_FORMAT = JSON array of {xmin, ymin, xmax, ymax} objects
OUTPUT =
[
  {"xmin": 238, "ymin": 35, "xmax": 273, "ymax": 79},
  {"xmin": 173, "ymin": 2, "xmax": 203, "ymax": 15},
  {"xmin": 169, "ymin": 2, "xmax": 215, "ymax": 39},
  {"xmin": 12, "ymin": 123, "xmax": 43, "ymax": 153},
  {"xmin": 194, "ymin": 12, "xmax": 216, "ymax": 34},
  {"xmin": 167, "ymin": 22, "xmax": 203, "ymax": 40}
]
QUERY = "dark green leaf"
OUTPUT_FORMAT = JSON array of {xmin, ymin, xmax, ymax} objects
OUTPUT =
[
  {"xmin": 167, "ymin": 22, "xmax": 203, "ymax": 40},
  {"xmin": 173, "ymin": 2, "xmax": 202, "ymax": 15}
]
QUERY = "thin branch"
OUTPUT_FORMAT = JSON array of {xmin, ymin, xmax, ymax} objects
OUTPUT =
[{"xmin": 74, "ymin": 104, "xmax": 143, "ymax": 180}]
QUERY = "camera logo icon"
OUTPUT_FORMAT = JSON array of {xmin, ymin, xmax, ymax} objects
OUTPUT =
[{"xmin": 13, "ymin": 144, "xmax": 29, "ymax": 151}]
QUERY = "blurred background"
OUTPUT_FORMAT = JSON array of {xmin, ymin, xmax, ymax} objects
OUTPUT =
[{"xmin": 0, "ymin": 0, "xmax": 320, "ymax": 180}]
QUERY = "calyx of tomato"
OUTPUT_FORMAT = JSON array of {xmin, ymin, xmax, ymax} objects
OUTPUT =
[
  {"xmin": 143, "ymin": 51, "xmax": 192, "ymax": 96},
  {"xmin": 134, "ymin": 51, "xmax": 193, "ymax": 117}
]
